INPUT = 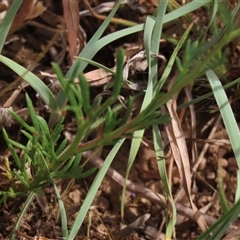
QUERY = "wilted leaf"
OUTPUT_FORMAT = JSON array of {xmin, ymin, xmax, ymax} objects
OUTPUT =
[{"xmin": 9, "ymin": 0, "xmax": 46, "ymax": 34}]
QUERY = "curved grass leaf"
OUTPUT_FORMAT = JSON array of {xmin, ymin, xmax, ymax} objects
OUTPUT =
[
  {"xmin": 0, "ymin": 55, "xmax": 58, "ymax": 112},
  {"xmin": 0, "ymin": 0, "xmax": 22, "ymax": 53},
  {"xmin": 52, "ymin": 182, "xmax": 68, "ymax": 238}
]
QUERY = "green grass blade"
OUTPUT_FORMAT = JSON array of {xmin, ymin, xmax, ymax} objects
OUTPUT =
[
  {"xmin": 0, "ymin": 55, "xmax": 58, "ymax": 111},
  {"xmin": 217, "ymin": 163, "xmax": 229, "ymax": 214},
  {"xmin": 121, "ymin": 0, "xmax": 168, "ymax": 218},
  {"xmin": 143, "ymin": 16, "xmax": 156, "ymax": 70},
  {"xmin": 51, "ymin": 117, "xmax": 64, "ymax": 145},
  {"xmin": 78, "ymin": 74, "xmax": 95, "ymax": 120},
  {"xmin": 67, "ymin": 139, "xmax": 125, "ymax": 240},
  {"xmin": 25, "ymin": 94, "xmax": 40, "ymax": 132},
  {"xmin": 9, "ymin": 110, "xmax": 35, "ymax": 133},
  {"xmin": 120, "ymin": 15, "xmax": 156, "ymax": 218},
  {"xmin": 151, "ymin": 0, "xmax": 168, "ymax": 86},
  {"xmin": 155, "ymin": 17, "xmax": 194, "ymax": 94},
  {"xmin": 65, "ymin": 0, "xmax": 122, "ymax": 78},
  {"xmin": 2, "ymin": 128, "xmax": 22, "ymax": 169},
  {"xmin": 164, "ymin": 0, "xmax": 211, "ymax": 24},
  {"xmin": 153, "ymin": 125, "xmax": 176, "ymax": 238},
  {"xmin": 206, "ymin": 0, "xmax": 219, "ymax": 33},
  {"xmin": 75, "ymin": 57, "xmax": 115, "ymax": 75},
  {"xmin": 54, "ymin": 0, "xmax": 211, "ymax": 117},
  {"xmin": 113, "ymin": 48, "xmax": 124, "ymax": 98},
  {"xmin": 206, "ymin": 70, "xmax": 240, "ymax": 202},
  {"xmin": 10, "ymin": 191, "xmax": 35, "ymax": 240},
  {"xmin": 0, "ymin": 0, "xmax": 22, "ymax": 53},
  {"xmin": 52, "ymin": 181, "xmax": 68, "ymax": 238},
  {"xmin": 178, "ymin": 77, "xmax": 240, "ymax": 110},
  {"xmin": 55, "ymin": 139, "xmax": 68, "ymax": 156}
]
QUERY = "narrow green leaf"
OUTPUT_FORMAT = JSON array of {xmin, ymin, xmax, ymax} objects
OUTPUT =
[
  {"xmin": 155, "ymin": 16, "xmax": 194, "ymax": 94},
  {"xmin": 55, "ymin": 139, "xmax": 68, "ymax": 156},
  {"xmin": 52, "ymin": 182, "xmax": 68, "ymax": 238},
  {"xmin": 11, "ymin": 192, "xmax": 35, "ymax": 240},
  {"xmin": 75, "ymin": 57, "xmax": 115, "ymax": 75},
  {"xmin": 120, "ymin": 96, "xmax": 134, "ymax": 125},
  {"xmin": 56, "ymin": 157, "xmax": 75, "ymax": 174},
  {"xmin": 79, "ymin": 74, "xmax": 95, "ymax": 119},
  {"xmin": 9, "ymin": 110, "xmax": 35, "ymax": 133},
  {"xmin": 21, "ymin": 130, "xmax": 33, "ymax": 141},
  {"xmin": 153, "ymin": 125, "xmax": 176, "ymax": 239},
  {"xmin": 2, "ymin": 128, "xmax": 22, "ymax": 169},
  {"xmin": 217, "ymin": 163, "xmax": 229, "ymax": 214},
  {"xmin": 54, "ymin": 167, "xmax": 95, "ymax": 179},
  {"xmin": 0, "ymin": 0, "xmax": 22, "ymax": 53},
  {"xmin": 67, "ymin": 140, "xmax": 125, "ymax": 239},
  {"xmin": 26, "ymin": 94, "xmax": 40, "ymax": 132},
  {"xmin": 65, "ymin": 0, "xmax": 123, "ymax": 78},
  {"xmin": 51, "ymin": 117, "xmax": 64, "ymax": 145},
  {"xmin": 0, "ymin": 55, "xmax": 58, "ymax": 111},
  {"xmin": 7, "ymin": 139, "xmax": 29, "ymax": 153},
  {"xmin": 113, "ymin": 48, "xmax": 124, "ymax": 98},
  {"xmin": 12, "ymin": 171, "xmax": 30, "ymax": 189}
]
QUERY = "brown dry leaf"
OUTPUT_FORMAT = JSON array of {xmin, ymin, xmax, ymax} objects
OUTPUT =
[
  {"xmin": 62, "ymin": 0, "xmax": 80, "ymax": 63},
  {"xmin": 83, "ymin": 68, "xmax": 114, "ymax": 86},
  {"xmin": 166, "ymin": 98, "xmax": 208, "ymax": 232},
  {"xmin": 40, "ymin": 68, "xmax": 114, "ymax": 87},
  {"xmin": 9, "ymin": 0, "xmax": 46, "ymax": 34}
]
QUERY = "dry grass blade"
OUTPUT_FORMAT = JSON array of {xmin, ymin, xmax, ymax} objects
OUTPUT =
[
  {"xmin": 62, "ymin": 0, "xmax": 80, "ymax": 63},
  {"xmin": 184, "ymin": 86, "xmax": 198, "ymax": 162},
  {"xmin": 3, "ymin": 81, "xmax": 29, "ymax": 107},
  {"xmin": 166, "ymin": 98, "xmax": 208, "ymax": 232}
]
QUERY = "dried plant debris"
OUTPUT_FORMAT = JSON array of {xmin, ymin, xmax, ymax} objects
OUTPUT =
[{"xmin": 0, "ymin": 107, "xmax": 13, "ymax": 128}]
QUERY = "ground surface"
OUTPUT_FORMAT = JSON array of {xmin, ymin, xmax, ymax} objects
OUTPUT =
[{"xmin": 0, "ymin": 1, "xmax": 240, "ymax": 240}]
